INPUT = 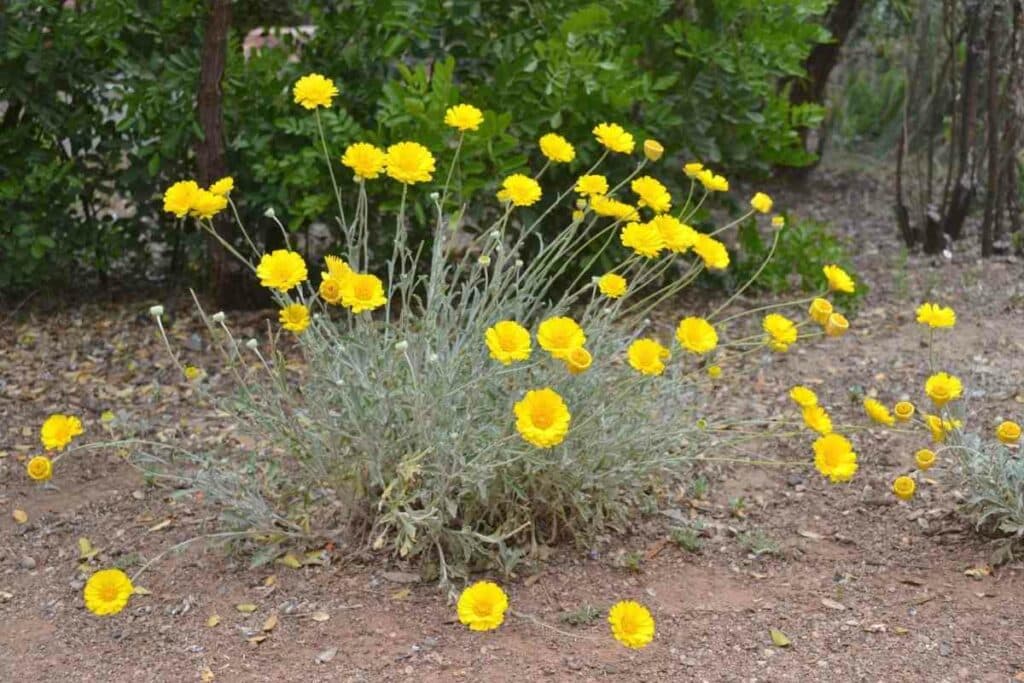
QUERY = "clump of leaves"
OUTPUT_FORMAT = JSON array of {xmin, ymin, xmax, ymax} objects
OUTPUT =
[
  {"xmin": 560, "ymin": 604, "xmax": 603, "ymax": 627},
  {"xmin": 670, "ymin": 525, "xmax": 703, "ymax": 553},
  {"xmin": 955, "ymin": 432, "xmax": 1024, "ymax": 565},
  {"xmin": 738, "ymin": 530, "xmax": 780, "ymax": 557}
]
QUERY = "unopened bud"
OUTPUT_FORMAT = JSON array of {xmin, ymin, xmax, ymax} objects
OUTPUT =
[
  {"xmin": 245, "ymin": 338, "xmax": 259, "ymax": 350},
  {"xmin": 395, "ymin": 340, "xmax": 409, "ymax": 352},
  {"xmin": 263, "ymin": 207, "xmax": 276, "ymax": 218},
  {"xmin": 478, "ymin": 255, "xmax": 491, "ymax": 266},
  {"xmin": 643, "ymin": 139, "xmax": 664, "ymax": 162},
  {"xmin": 212, "ymin": 311, "xmax": 226, "ymax": 324},
  {"xmin": 149, "ymin": 305, "xmax": 164, "ymax": 317}
]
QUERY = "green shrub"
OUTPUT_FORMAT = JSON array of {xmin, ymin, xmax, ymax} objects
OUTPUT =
[{"xmin": 954, "ymin": 431, "xmax": 1024, "ymax": 564}]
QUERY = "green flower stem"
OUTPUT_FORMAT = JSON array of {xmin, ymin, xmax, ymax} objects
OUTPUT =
[{"xmin": 314, "ymin": 108, "xmax": 347, "ymax": 231}]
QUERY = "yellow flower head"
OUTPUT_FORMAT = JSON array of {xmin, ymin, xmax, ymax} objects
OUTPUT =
[
  {"xmin": 620, "ymin": 221, "xmax": 665, "ymax": 259},
  {"xmin": 456, "ymin": 581, "xmax": 508, "ymax": 631},
  {"xmin": 627, "ymin": 338, "xmax": 671, "ymax": 376},
  {"xmin": 863, "ymin": 398, "xmax": 895, "ymax": 426},
  {"xmin": 341, "ymin": 142, "xmax": 387, "ymax": 181},
  {"xmin": 643, "ymin": 139, "xmax": 664, "ymax": 162},
  {"xmin": 183, "ymin": 365, "xmax": 203, "ymax": 381},
  {"xmin": 537, "ymin": 316, "xmax": 586, "ymax": 360},
  {"xmin": 341, "ymin": 273, "xmax": 387, "ymax": 313},
  {"xmin": 924, "ymin": 372, "xmax": 962, "ymax": 407},
  {"xmin": 385, "ymin": 141, "xmax": 436, "ymax": 185},
  {"xmin": 802, "ymin": 405, "xmax": 833, "ymax": 435},
  {"xmin": 813, "ymin": 433, "xmax": 858, "ymax": 483},
  {"xmin": 593, "ymin": 122, "xmax": 635, "ymax": 154},
  {"xmin": 323, "ymin": 255, "xmax": 353, "ymax": 281},
  {"xmin": 83, "ymin": 568, "xmax": 134, "ymax": 616},
  {"xmin": 915, "ymin": 302, "xmax": 956, "ymax": 329},
  {"xmin": 598, "ymin": 273, "xmax": 627, "ymax": 298},
  {"xmin": 771, "ymin": 215, "xmax": 785, "ymax": 229},
  {"xmin": 823, "ymin": 264, "xmax": 855, "ymax": 294},
  {"xmin": 589, "ymin": 195, "xmax": 639, "ymax": 221},
  {"xmin": 575, "ymin": 174, "xmax": 609, "ymax": 197},
  {"xmin": 676, "ymin": 317, "xmax": 718, "ymax": 355},
  {"xmin": 825, "ymin": 313, "xmax": 849, "ymax": 338},
  {"xmin": 630, "ymin": 176, "xmax": 672, "ymax": 214},
  {"xmin": 539, "ymin": 133, "xmax": 576, "ymax": 163},
  {"xmin": 608, "ymin": 600, "xmax": 655, "ymax": 649},
  {"xmin": 650, "ymin": 215, "xmax": 698, "ymax": 253},
  {"xmin": 683, "ymin": 162, "xmax": 704, "ymax": 178},
  {"xmin": 292, "ymin": 73, "xmax": 338, "ymax": 109},
  {"xmin": 915, "ymin": 449, "xmax": 936, "ymax": 470},
  {"xmin": 763, "ymin": 313, "xmax": 798, "ymax": 352},
  {"xmin": 808, "ymin": 298, "xmax": 832, "ymax": 326},
  {"xmin": 925, "ymin": 414, "xmax": 947, "ymax": 443},
  {"xmin": 189, "ymin": 189, "xmax": 228, "ymax": 219},
  {"xmin": 208, "ymin": 176, "xmax": 234, "ymax": 196},
  {"xmin": 565, "ymin": 346, "xmax": 593, "ymax": 375},
  {"xmin": 893, "ymin": 401, "xmax": 915, "ymax": 421},
  {"xmin": 789, "ymin": 385, "xmax": 818, "ymax": 408},
  {"xmin": 163, "ymin": 180, "xmax": 200, "ymax": 218},
  {"xmin": 696, "ymin": 169, "xmax": 729, "ymax": 192},
  {"xmin": 514, "ymin": 388, "xmax": 571, "ymax": 448},
  {"xmin": 707, "ymin": 364, "xmax": 722, "ymax": 379},
  {"xmin": 485, "ymin": 321, "xmax": 532, "ymax": 365},
  {"xmin": 319, "ymin": 276, "xmax": 345, "ymax": 305},
  {"xmin": 26, "ymin": 455, "xmax": 53, "ymax": 481},
  {"xmin": 497, "ymin": 174, "xmax": 542, "ymax": 207},
  {"xmin": 279, "ymin": 303, "xmax": 310, "ymax": 334},
  {"xmin": 750, "ymin": 192, "xmax": 773, "ymax": 214},
  {"xmin": 693, "ymin": 233, "xmax": 730, "ymax": 270},
  {"xmin": 444, "ymin": 103, "xmax": 484, "ymax": 132},
  {"xmin": 892, "ymin": 475, "xmax": 916, "ymax": 501},
  {"xmin": 41, "ymin": 414, "xmax": 83, "ymax": 451},
  {"xmin": 256, "ymin": 249, "xmax": 308, "ymax": 292},
  {"xmin": 996, "ymin": 420, "xmax": 1021, "ymax": 444}
]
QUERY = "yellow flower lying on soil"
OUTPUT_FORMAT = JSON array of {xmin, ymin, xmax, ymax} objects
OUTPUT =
[
  {"xmin": 83, "ymin": 568, "xmax": 134, "ymax": 616},
  {"xmin": 892, "ymin": 475, "xmax": 916, "ymax": 501},
  {"xmin": 514, "ymin": 388, "xmax": 571, "ymax": 448},
  {"xmin": 593, "ymin": 122, "xmax": 635, "ymax": 154},
  {"xmin": 456, "ymin": 581, "xmax": 509, "ymax": 631},
  {"xmin": 608, "ymin": 600, "xmax": 655, "ymax": 649},
  {"xmin": 813, "ymin": 433, "xmax": 858, "ymax": 483},
  {"xmin": 627, "ymin": 338, "xmax": 671, "ymax": 376},
  {"xmin": 292, "ymin": 73, "xmax": 338, "ymax": 109},
  {"xmin": 41, "ymin": 414, "xmax": 83, "ymax": 451},
  {"xmin": 444, "ymin": 104, "xmax": 484, "ymax": 132},
  {"xmin": 539, "ymin": 133, "xmax": 575, "ymax": 163},
  {"xmin": 485, "ymin": 321, "xmax": 532, "ymax": 365},
  {"xmin": 863, "ymin": 398, "xmax": 895, "ymax": 426},
  {"xmin": 278, "ymin": 303, "xmax": 310, "ymax": 334},
  {"xmin": 256, "ymin": 250, "xmax": 308, "ymax": 292},
  {"xmin": 26, "ymin": 455, "xmax": 53, "ymax": 481}
]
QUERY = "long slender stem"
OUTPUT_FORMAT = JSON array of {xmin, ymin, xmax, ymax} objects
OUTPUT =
[{"xmin": 315, "ymin": 109, "xmax": 347, "ymax": 231}]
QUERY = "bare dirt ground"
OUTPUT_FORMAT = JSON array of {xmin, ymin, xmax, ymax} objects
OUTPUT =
[{"xmin": 2, "ymin": 167, "xmax": 1024, "ymax": 682}]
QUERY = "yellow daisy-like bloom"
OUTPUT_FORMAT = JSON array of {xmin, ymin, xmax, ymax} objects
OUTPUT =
[
  {"xmin": 162, "ymin": 180, "xmax": 200, "ymax": 218},
  {"xmin": 385, "ymin": 141, "xmax": 436, "ymax": 185},
  {"xmin": 565, "ymin": 346, "xmax": 593, "ymax": 375},
  {"xmin": 707, "ymin": 364, "xmax": 722, "ymax": 379},
  {"xmin": 996, "ymin": 420, "xmax": 1021, "ymax": 444},
  {"xmin": 183, "ymin": 365, "xmax": 203, "ymax": 381},
  {"xmin": 485, "ymin": 321, "xmax": 532, "ymax": 365},
  {"xmin": 319, "ymin": 276, "xmax": 344, "ymax": 305},
  {"xmin": 763, "ymin": 313, "xmax": 798, "ymax": 352},
  {"xmin": 279, "ymin": 303, "xmax": 310, "ymax": 334},
  {"xmin": 893, "ymin": 401, "xmax": 915, "ymax": 421},
  {"xmin": 924, "ymin": 372, "xmax": 962, "ymax": 407},
  {"xmin": 825, "ymin": 313, "xmax": 849, "ymax": 338},
  {"xmin": 41, "ymin": 414, "xmax": 84, "ymax": 451},
  {"xmin": 539, "ymin": 133, "xmax": 576, "ymax": 163},
  {"xmin": 608, "ymin": 600, "xmax": 655, "ymax": 649},
  {"xmin": 750, "ymin": 192, "xmax": 773, "ymax": 214},
  {"xmin": 643, "ymin": 139, "xmax": 664, "ymax": 162},
  {"xmin": 444, "ymin": 103, "xmax": 484, "ymax": 132},
  {"xmin": 675, "ymin": 317, "xmax": 718, "ymax": 355},
  {"xmin": 863, "ymin": 398, "xmax": 895, "ymax": 426},
  {"xmin": 208, "ymin": 176, "xmax": 234, "ymax": 196},
  {"xmin": 456, "ymin": 581, "xmax": 509, "ymax": 631},
  {"xmin": 696, "ymin": 169, "xmax": 729, "ymax": 192},
  {"xmin": 323, "ymin": 254, "xmax": 353, "ymax": 281},
  {"xmin": 771, "ymin": 215, "xmax": 785, "ymax": 229},
  {"xmin": 341, "ymin": 142, "xmax": 387, "ymax": 181},
  {"xmin": 598, "ymin": 273, "xmax": 627, "ymax": 298},
  {"xmin": 915, "ymin": 302, "xmax": 956, "ymax": 329},
  {"xmin": 693, "ymin": 234, "xmax": 730, "ymax": 270},
  {"xmin": 593, "ymin": 122, "xmax": 635, "ymax": 154},
  {"xmin": 892, "ymin": 475, "xmax": 916, "ymax": 501},
  {"xmin": 620, "ymin": 221, "xmax": 665, "ymax": 259},
  {"xmin": 915, "ymin": 449, "xmax": 936, "ymax": 470},
  {"xmin": 683, "ymin": 161, "xmax": 704, "ymax": 178},
  {"xmin": 808, "ymin": 298, "xmax": 832, "ymax": 326},
  {"xmin": 925, "ymin": 414, "xmax": 947, "ymax": 443},
  {"xmin": 627, "ymin": 338, "xmax": 671, "ymax": 376},
  {"xmin": 189, "ymin": 189, "xmax": 228, "ymax": 219},
  {"xmin": 26, "ymin": 455, "xmax": 53, "ymax": 481},
  {"xmin": 293, "ymin": 73, "xmax": 338, "ymax": 109},
  {"xmin": 575, "ymin": 174, "xmax": 609, "ymax": 197},
  {"xmin": 650, "ymin": 215, "xmax": 698, "ymax": 253},
  {"xmin": 789, "ymin": 386, "xmax": 818, "ymax": 408},
  {"xmin": 341, "ymin": 273, "xmax": 387, "ymax": 314},
  {"xmin": 630, "ymin": 176, "xmax": 672, "ymax": 214},
  {"xmin": 83, "ymin": 568, "xmax": 134, "ymax": 616},
  {"xmin": 514, "ymin": 388, "xmax": 571, "ymax": 448},
  {"xmin": 813, "ymin": 433, "xmax": 858, "ymax": 483},
  {"xmin": 537, "ymin": 316, "xmax": 586, "ymax": 360},
  {"xmin": 256, "ymin": 249, "xmax": 308, "ymax": 292},
  {"xmin": 589, "ymin": 195, "xmax": 639, "ymax": 221},
  {"xmin": 497, "ymin": 174, "xmax": 542, "ymax": 207},
  {"xmin": 802, "ymin": 405, "xmax": 833, "ymax": 435},
  {"xmin": 823, "ymin": 264, "xmax": 855, "ymax": 294}
]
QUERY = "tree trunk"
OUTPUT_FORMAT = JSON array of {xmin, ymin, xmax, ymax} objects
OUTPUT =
[{"xmin": 981, "ymin": 3, "xmax": 1002, "ymax": 257}]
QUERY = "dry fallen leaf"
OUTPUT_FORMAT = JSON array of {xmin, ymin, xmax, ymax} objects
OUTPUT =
[
  {"xmin": 12, "ymin": 509, "xmax": 28, "ymax": 524},
  {"xmin": 964, "ymin": 565, "xmax": 992, "ymax": 579},
  {"xmin": 276, "ymin": 553, "xmax": 302, "ymax": 569},
  {"xmin": 263, "ymin": 574, "xmax": 277, "ymax": 587},
  {"xmin": 892, "ymin": 626, "xmax": 909, "ymax": 635},
  {"xmin": 315, "ymin": 647, "xmax": 338, "ymax": 664},
  {"xmin": 132, "ymin": 586, "xmax": 152, "ymax": 596},
  {"xmin": 797, "ymin": 529, "xmax": 823, "ymax": 541},
  {"xmin": 148, "ymin": 519, "xmax": 172, "ymax": 532},
  {"xmin": 77, "ymin": 537, "xmax": 100, "ymax": 560},
  {"xmin": 262, "ymin": 614, "xmax": 278, "ymax": 632},
  {"xmin": 391, "ymin": 588, "xmax": 411, "ymax": 601},
  {"xmin": 311, "ymin": 611, "xmax": 330, "ymax": 622},
  {"xmin": 769, "ymin": 628, "xmax": 791, "ymax": 647},
  {"xmin": 200, "ymin": 667, "xmax": 215, "ymax": 682},
  {"xmin": 206, "ymin": 614, "xmax": 221, "ymax": 628},
  {"xmin": 863, "ymin": 623, "xmax": 887, "ymax": 633},
  {"xmin": 235, "ymin": 603, "xmax": 258, "ymax": 613},
  {"xmin": 0, "ymin": 591, "xmax": 14, "ymax": 602},
  {"xmin": 820, "ymin": 598, "xmax": 846, "ymax": 611},
  {"xmin": 247, "ymin": 634, "xmax": 268, "ymax": 647}
]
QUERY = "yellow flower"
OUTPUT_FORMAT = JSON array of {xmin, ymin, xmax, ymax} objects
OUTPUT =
[
  {"xmin": 789, "ymin": 386, "xmax": 818, "ymax": 408},
  {"xmin": 189, "ymin": 189, "xmax": 228, "ymax": 219},
  {"xmin": 385, "ymin": 141, "xmax": 436, "ymax": 185},
  {"xmin": 628, "ymin": 338, "xmax": 671, "ymax": 376},
  {"xmin": 565, "ymin": 346, "xmax": 593, "ymax": 375},
  {"xmin": 572, "ymin": 209, "xmax": 584, "ymax": 222},
  {"xmin": 598, "ymin": 273, "xmax": 627, "ymax": 298},
  {"xmin": 771, "ymin": 215, "xmax": 785, "ymax": 229},
  {"xmin": 675, "ymin": 317, "xmax": 718, "ymax": 355},
  {"xmin": 183, "ymin": 365, "xmax": 203, "ymax": 381},
  {"xmin": 925, "ymin": 414, "xmax": 947, "ymax": 443},
  {"xmin": 456, "ymin": 581, "xmax": 508, "ymax": 631},
  {"xmin": 485, "ymin": 321, "xmax": 532, "ymax": 365},
  {"xmin": 823, "ymin": 264, "xmax": 855, "ymax": 294},
  {"xmin": 643, "ymin": 139, "xmax": 664, "ymax": 162},
  {"xmin": 996, "ymin": 420, "xmax": 1021, "ymax": 444},
  {"xmin": 824, "ymin": 313, "xmax": 849, "ymax": 338},
  {"xmin": 924, "ymin": 372, "xmax": 962, "ymax": 407},
  {"xmin": 693, "ymin": 234, "xmax": 730, "ymax": 270},
  {"xmin": 26, "ymin": 455, "xmax": 53, "ymax": 481},
  {"xmin": 279, "ymin": 303, "xmax": 310, "ymax": 334},
  {"xmin": 319, "ymin": 276, "xmax": 345, "ymax": 304},
  {"xmin": 893, "ymin": 401, "xmax": 915, "ymax": 422},
  {"xmin": 707, "ymin": 364, "xmax": 722, "ymax": 379},
  {"xmin": 341, "ymin": 273, "xmax": 387, "ymax": 313},
  {"xmin": 593, "ymin": 122, "xmax": 635, "ymax": 154},
  {"xmin": 256, "ymin": 250, "xmax": 308, "ymax": 292},
  {"xmin": 537, "ymin": 317, "xmax": 586, "ymax": 360},
  {"xmin": 763, "ymin": 313, "xmax": 797, "ymax": 352},
  {"xmin": 208, "ymin": 176, "xmax": 234, "ymax": 196},
  {"xmin": 915, "ymin": 302, "xmax": 956, "ymax": 329},
  {"xmin": 575, "ymin": 174, "xmax": 609, "ymax": 197},
  {"xmin": 590, "ymin": 195, "xmax": 639, "ymax": 221},
  {"xmin": 682, "ymin": 162, "xmax": 704, "ymax": 178},
  {"xmin": 808, "ymin": 298, "xmax": 832, "ymax": 326},
  {"xmin": 83, "ymin": 568, "xmax": 134, "ymax": 616},
  {"xmin": 620, "ymin": 221, "xmax": 664, "ymax": 258},
  {"xmin": 608, "ymin": 600, "xmax": 655, "ymax": 649},
  {"xmin": 41, "ymin": 414, "xmax": 83, "ymax": 451},
  {"xmin": 293, "ymin": 73, "xmax": 338, "ymax": 109},
  {"xmin": 813, "ymin": 433, "xmax": 858, "ymax": 483},
  {"xmin": 750, "ymin": 192, "xmax": 773, "ymax": 214},
  {"xmin": 497, "ymin": 174, "xmax": 542, "ymax": 207},
  {"xmin": 323, "ymin": 254, "xmax": 353, "ymax": 281},
  {"xmin": 162, "ymin": 180, "xmax": 200, "ymax": 218},
  {"xmin": 514, "ymin": 388, "xmax": 571, "ymax": 448},
  {"xmin": 650, "ymin": 215, "xmax": 698, "ymax": 253},
  {"xmin": 444, "ymin": 103, "xmax": 484, "ymax": 132},
  {"xmin": 696, "ymin": 169, "xmax": 729, "ymax": 192},
  {"xmin": 892, "ymin": 475, "xmax": 916, "ymax": 501},
  {"xmin": 630, "ymin": 176, "xmax": 672, "ymax": 214},
  {"xmin": 863, "ymin": 398, "xmax": 895, "ymax": 426},
  {"xmin": 802, "ymin": 405, "xmax": 833, "ymax": 435},
  {"xmin": 915, "ymin": 449, "xmax": 936, "ymax": 470},
  {"xmin": 539, "ymin": 133, "xmax": 575, "ymax": 163},
  {"xmin": 341, "ymin": 142, "xmax": 386, "ymax": 181}
]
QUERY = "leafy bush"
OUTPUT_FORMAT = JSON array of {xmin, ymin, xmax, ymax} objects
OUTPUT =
[{"xmin": 956, "ymin": 432, "xmax": 1024, "ymax": 564}]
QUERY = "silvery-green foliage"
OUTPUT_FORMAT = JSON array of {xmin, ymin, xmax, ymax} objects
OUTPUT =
[{"xmin": 952, "ymin": 431, "xmax": 1024, "ymax": 564}]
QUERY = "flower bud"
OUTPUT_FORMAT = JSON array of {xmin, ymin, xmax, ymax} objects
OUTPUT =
[
  {"xmin": 212, "ymin": 311, "xmax": 226, "ymax": 324},
  {"xmin": 478, "ymin": 255, "xmax": 491, "ymax": 266},
  {"xmin": 429, "ymin": 191, "xmax": 440, "ymax": 202},
  {"xmin": 893, "ymin": 401, "xmax": 915, "ymax": 421},
  {"xmin": 395, "ymin": 340, "xmax": 409, "ymax": 352},
  {"xmin": 643, "ymin": 139, "xmax": 664, "ymax": 162},
  {"xmin": 245, "ymin": 338, "xmax": 259, "ymax": 350},
  {"xmin": 771, "ymin": 215, "xmax": 785, "ymax": 230},
  {"xmin": 428, "ymin": 352, "xmax": 439, "ymax": 363},
  {"xmin": 514, "ymin": 259, "xmax": 524, "ymax": 268},
  {"xmin": 149, "ymin": 305, "xmax": 164, "ymax": 317},
  {"xmin": 263, "ymin": 207, "xmax": 276, "ymax": 218}
]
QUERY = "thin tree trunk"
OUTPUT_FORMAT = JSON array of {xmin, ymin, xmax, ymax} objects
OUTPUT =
[{"xmin": 981, "ymin": 3, "xmax": 1002, "ymax": 257}]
